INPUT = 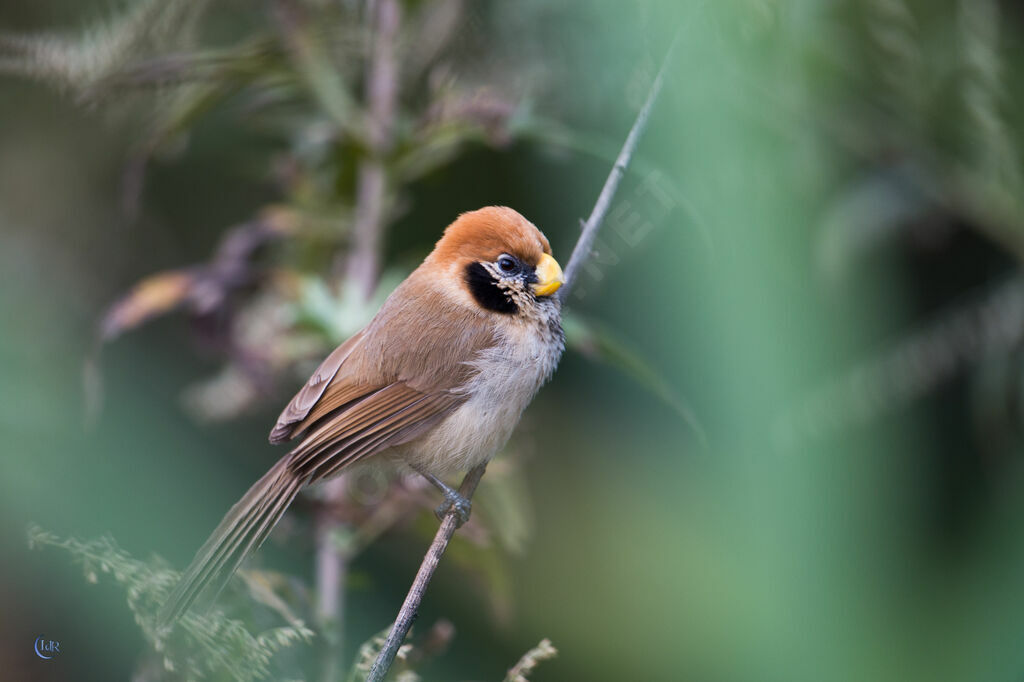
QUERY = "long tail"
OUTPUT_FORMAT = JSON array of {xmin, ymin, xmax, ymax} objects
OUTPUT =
[{"xmin": 157, "ymin": 458, "xmax": 305, "ymax": 629}]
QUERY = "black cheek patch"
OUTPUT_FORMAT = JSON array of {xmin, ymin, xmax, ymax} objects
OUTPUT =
[{"xmin": 465, "ymin": 262, "xmax": 518, "ymax": 314}]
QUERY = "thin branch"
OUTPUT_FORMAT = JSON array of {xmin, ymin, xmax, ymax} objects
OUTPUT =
[
  {"xmin": 558, "ymin": 32, "xmax": 680, "ymax": 303},
  {"xmin": 366, "ymin": 463, "xmax": 488, "ymax": 682},
  {"xmin": 366, "ymin": 34, "xmax": 679, "ymax": 682},
  {"xmin": 340, "ymin": 0, "xmax": 401, "ymax": 296}
]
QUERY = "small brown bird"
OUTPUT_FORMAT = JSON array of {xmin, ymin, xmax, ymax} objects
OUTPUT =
[{"xmin": 158, "ymin": 206, "xmax": 564, "ymax": 627}]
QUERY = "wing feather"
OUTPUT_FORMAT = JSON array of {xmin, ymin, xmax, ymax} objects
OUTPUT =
[
  {"xmin": 269, "ymin": 329, "xmax": 366, "ymax": 443},
  {"xmin": 270, "ymin": 275, "xmax": 498, "ymax": 478},
  {"xmin": 289, "ymin": 384, "xmax": 461, "ymax": 479},
  {"xmin": 290, "ymin": 382, "xmax": 376, "ymax": 436},
  {"xmin": 303, "ymin": 395, "xmax": 459, "ymax": 481}
]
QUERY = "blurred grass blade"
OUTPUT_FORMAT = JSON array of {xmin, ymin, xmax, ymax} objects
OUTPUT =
[{"xmin": 563, "ymin": 312, "xmax": 708, "ymax": 448}]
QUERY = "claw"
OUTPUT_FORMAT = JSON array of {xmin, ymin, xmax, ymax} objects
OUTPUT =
[
  {"xmin": 435, "ymin": 490, "xmax": 472, "ymax": 527},
  {"xmin": 409, "ymin": 464, "xmax": 474, "ymax": 527}
]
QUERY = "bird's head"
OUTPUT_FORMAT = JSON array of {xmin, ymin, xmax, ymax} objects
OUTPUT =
[{"xmin": 427, "ymin": 206, "xmax": 564, "ymax": 315}]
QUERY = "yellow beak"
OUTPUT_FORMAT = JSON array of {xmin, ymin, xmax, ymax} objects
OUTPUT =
[{"xmin": 531, "ymin": 253, "xmax": 564, "ymax": 297}]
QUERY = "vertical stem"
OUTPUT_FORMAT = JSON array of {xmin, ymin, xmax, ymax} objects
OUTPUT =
[
  {"xmin": 340, "ymin": 0, "xmax": 401, "ymax": 298},
  {"xmin": 319, "ymin": 0, "xmax": 402, "ymax": 678},
  {"xmin": 346, "ymin": 160, "xmax": 388, "ymax": 298},
  {"xmin": 315, "ymin": 477, "xmax": 349, "ymax": 680}
]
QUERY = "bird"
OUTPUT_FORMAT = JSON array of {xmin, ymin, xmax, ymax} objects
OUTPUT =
[{"xmin": 157, "ymin": 206, "xmax": 565, "ymax": 628}]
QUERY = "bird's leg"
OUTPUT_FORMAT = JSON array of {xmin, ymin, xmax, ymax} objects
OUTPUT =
[{"xmin": 409, "ymin": 464, "xmax": 472, "ymax": 527}]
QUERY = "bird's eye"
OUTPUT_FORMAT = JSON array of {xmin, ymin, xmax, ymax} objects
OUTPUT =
[{"xmin": 497, "ymin": 255, "xmax": 519, "ymax": 274}]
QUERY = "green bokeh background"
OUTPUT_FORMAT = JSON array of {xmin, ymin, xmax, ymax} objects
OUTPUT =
[{"xmin": 5, "ymin": 1, "xmax": 1024, "ymax": 681}]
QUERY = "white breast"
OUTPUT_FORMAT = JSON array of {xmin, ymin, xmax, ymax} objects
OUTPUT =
[{"xmin": 399, "ymin": 303, "xmax": 564, "ymax": 474}]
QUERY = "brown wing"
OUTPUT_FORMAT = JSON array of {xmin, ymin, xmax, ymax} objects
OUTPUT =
[
  {"xmin": 269, "ymin": 329, "xmax": 366, "ymax": 443},
  {"xmin": 288, "ymin": 383, "xmax": 462, "ymax": 481},
  {"xmin": 269, "ymin": 271, "xmax": 497, "ymax": 477}
]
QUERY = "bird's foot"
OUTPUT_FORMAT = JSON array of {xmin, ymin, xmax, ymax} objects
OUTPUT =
[
  {"xmin": 409, "ymin": 463, "xmax": 473, "ymax": 527},
  {"xmin": 435, "ymin": 489, "xmax": 472, "ymax": 527}
]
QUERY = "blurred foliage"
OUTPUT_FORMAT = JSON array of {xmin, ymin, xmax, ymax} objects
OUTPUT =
[
  {"xmin": 8, "ymin": 0, "xmax": 1024, "ymax": 681},
  {"xmin": 501, "ymin": 638, "xmax": 557, "ymax": 682},
  {"xmin": 4, "ymin": 0, "xmax": 594, "ymax": 677},
  {"xmin": 28, "ymin": 525, "xmax": 315, "ymax": 681}
]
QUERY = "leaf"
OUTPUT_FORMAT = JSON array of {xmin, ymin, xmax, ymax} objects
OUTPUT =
[
  {"xmin": 393, "ymin": 90, "xmax": 524, "ymax": 184},
  {"xmin": 292, "ymin": 266, "xmax": 404, "ymax": 343},
  {"xmin": 563, "ymin": 312, "xmax": 708, "ymax": 447},
  {"xmin": 815, "ymin": 166, "xmax": 931, "ymax": 280},
  {"xmin": 477, "ymin": 458, "xmax": 533, "ymax": 555},
  {"xmin": 273, "ymin": 0, "xmax": 363, "ymax": 139},
  {"xmin": 401, "ymin": 0, "xmax": 464, "ymax": 86},
  {"xmin": 0, "ymin": 0, "xmax": 212, "ymax": 97},
  {"xmin": 99, "ymin": 270, "xmax": 195, "ymax": 342},
  {"xmin": 27, "ymin": 524, "xmax": 314, "ymax": 681},
  {"xmin": 98, "ymin": 213, "xmax": 297, "ymax": 344},
  {"xmin": 103, "ymin": 36, "xmax": 285, "ymax": 90},
  {"xmin": 775, "ymin": 277, "xmax": 1024, "ymax": 448}
]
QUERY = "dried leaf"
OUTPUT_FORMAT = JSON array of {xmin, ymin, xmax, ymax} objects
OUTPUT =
[
  {"xmin": 99, "ymin": 216, "xmax": 294, "ymax": 344},
  {"xmin": 99, "ymin": 270, "xmax": 194, "ymax": 342},
  {"xmin": 504, "ymin": 638, "xmax": 557, "ymax": 682}
]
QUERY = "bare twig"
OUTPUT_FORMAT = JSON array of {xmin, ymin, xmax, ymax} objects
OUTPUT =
[
  {"xmin": 366, "ymin": 34, "xmax": 679, "ymax": 682},
  {"xmin": 558, "ymin": 32, "xmax": 680, "ymax": 303},
  {"xmin": 366, "ymin": 463, "xmax": 487, "ymax": 682}
]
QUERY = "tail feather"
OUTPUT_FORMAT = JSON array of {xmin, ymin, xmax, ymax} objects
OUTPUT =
[
  {"xmin": 157, "ymin": 458, "xmax": 304, "ymax": 629},
  {"xmin": 198, "ymin": 473, "xmax": 303, "ymax": 605},
  {"xmin": 167, "ymin": 477, "xmax": 292, "ymax": 622}
]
